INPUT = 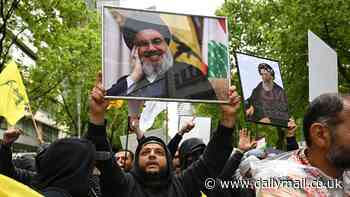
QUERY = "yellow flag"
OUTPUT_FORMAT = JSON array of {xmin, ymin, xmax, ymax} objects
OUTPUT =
[
  {"xmin": 107, "ymin": 99, "xmax": 124, "ymax": 109},
  {"xmin": 0, "ymin": 174, "xmax": 43, "ymax": 197},
  {"xmin": 160, "ymin": 14, "xmax": 208, "ymax": 75},
  {"xmin": 0, "ymin": 61, "xmax": 29, "ymax": 125}
]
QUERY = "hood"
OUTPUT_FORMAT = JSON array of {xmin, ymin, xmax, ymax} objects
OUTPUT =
[
  {"xmin": 32, "ymin": 138, "xmax": 95, "ymax": 197},
  {"xmin": 130, "ymin": 136, "xmax": 173, "ymax": 189},
  {"xmin": 179, "ymin": 138, "xmax": 206, "ymax": 170}
]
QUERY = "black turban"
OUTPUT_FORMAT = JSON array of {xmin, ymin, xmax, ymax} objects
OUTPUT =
[{"xmin": 122, "ymin": 12, "xmax": 171, "ymax": 50}]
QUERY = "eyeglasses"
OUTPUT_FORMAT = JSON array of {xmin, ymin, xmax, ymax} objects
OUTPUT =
[{"xmin": 135, "ymin": 37, "xmax": 164, "ymax": 48}]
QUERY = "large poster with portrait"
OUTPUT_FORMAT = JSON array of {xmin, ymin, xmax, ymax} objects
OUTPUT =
[
  {"xmin": 102, "ymin": 6, "xmax": 230, "ymax": 103},
  {"xmin": 235, "ymin": 52, "xmax": 289, "ymax": 127}
]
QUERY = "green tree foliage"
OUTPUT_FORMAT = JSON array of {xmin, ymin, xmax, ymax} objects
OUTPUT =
[
  {"xmin": 4, "ymin": 0, "xmax": 348, "ymax": 149},
  {"xmin": 212, "ymin": 0, "xmax": 350, "ymax": 147},
  {"xmin": 15, "ymin": 0, "xmax": 101, "ymax": 137},
  {"xmin": 2, "ymin": 0, "xmax": 174, "ymax": 149},
  {"xmin": 106, "ymin": 104, "xmax": 129, "ymax": 149},
  {"xmin": 0, "ymin": 0, "xmax": 127, "ymax": 147},
  {"xmin": 0, "ymin": 0, "xmax": 22, "ymax": 70}
]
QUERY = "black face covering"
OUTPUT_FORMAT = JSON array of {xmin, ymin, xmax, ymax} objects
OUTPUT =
[
  {"xmin": 130, "ymin": 136, "xmax": 174, "ymax": 189},
  {"xmin": 32, "ymin": 138, "xmax": 95, "ymax": 197},
  {"xmin": 178, "ymin": 138, "xmax": 206, "ymax": 170},
  {"xmin": 183, "ymin": 149, "xmax": 204, "ymax": 169}
]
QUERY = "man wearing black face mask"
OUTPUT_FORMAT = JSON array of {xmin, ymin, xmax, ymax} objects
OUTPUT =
[{"xmin": 178, "ymin": 138, "xmax": 206, "ymax": 171}]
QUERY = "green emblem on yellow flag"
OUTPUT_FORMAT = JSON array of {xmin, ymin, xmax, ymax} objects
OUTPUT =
[{"xmin": 0, "ymin": 61, "xmax": 29, "ymax": 125}]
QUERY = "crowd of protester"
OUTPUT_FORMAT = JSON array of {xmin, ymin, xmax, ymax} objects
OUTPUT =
[{"xmin": 0, "ymin": 74, "xmax": 349, "ymax": 197}]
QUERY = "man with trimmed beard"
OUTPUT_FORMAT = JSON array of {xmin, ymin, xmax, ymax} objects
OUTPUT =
[
  {"xmin": 106, "ymin": 12, "xmax": 217, "ymax": 100},
  {"xmin": 87, "ymin": 73, "xmax": 241, "ymax": 197},
  {"xmin": 254, "ymin": 93, "xmax": 350, "ymax": 196}
]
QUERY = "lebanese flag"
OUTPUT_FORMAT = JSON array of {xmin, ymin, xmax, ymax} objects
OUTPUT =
[{"xmin": 202, "ymin": 18, "xmax": 229, "ymax": 78}]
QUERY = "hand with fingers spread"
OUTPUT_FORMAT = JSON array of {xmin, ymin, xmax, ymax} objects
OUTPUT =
[
  {"xmin": 286, "ymin": 118, "xmax": 297, "ymax": 137},
  {"xmin": 2, "ymin": 127, "xmax": 23, "ymax": 146},
  {"xmin": 89, "ymin": 72, "xmax": 110, "ymax": 125},
  {"xmin": 220, "ymin": 86, "xmax": 241, "ymax": 128},
  {"xmin": 130, "ymin": 47, "xmax": 144, "ymax": 82},
  {"xmin": 238, "ymin": 128, "xmax": 256, "ymax": 152},
  {"xmin": 179, "ymin": 117, "xmax": 195, "ymax": 136}
]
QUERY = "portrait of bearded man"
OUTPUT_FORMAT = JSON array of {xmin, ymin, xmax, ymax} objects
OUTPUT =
[
  {"xmin": 245, "ymin": 63, "xmax": 289, "ymax": 126},
  {"xmin": 106, "ymin": 11, "xmax": 217, "ymax": 100}
]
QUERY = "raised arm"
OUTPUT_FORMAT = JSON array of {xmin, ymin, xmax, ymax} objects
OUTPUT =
[
  {"xmin": 0, "ymin": 128, "xmax": 35, "ymax": 185},
  {"xmin": 167, "ymin": 119, "xmax": 195, "ymax": 158},
  {"xmin": 286, "ymin": 118, "xmax": 299, "ymax": 151},
  {"xmin": 219, "ymin": 128, "xmax": 256, "ymax": 179},
  {"xmin": 180, "ymin": 86, "xmax": 241, "ymax": 193},
  {"xmin": 87, "ymin": 72, "xmax": 129, "ymax": 196}
]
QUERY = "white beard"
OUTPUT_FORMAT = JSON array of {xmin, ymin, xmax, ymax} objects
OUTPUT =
[{"xmin": 142, "ymin": 48, "xmax": 173, "ymax": 83}]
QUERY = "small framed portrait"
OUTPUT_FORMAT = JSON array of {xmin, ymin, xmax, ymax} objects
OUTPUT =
[
  {"xmin": 102, "ymin": 5, "xmax": 231, "ymax": 103},
  {"xmin": 235, "ymin": 52, "xmax": 289, "ymax": 128}
]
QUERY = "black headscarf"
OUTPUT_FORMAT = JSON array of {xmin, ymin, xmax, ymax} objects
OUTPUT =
[
  {"xmin": 178, "ymin": 138, "xmax": 206, "ymax": 170},
  {"xmin": 130, "ymin": 136, "xmax": 173, "ymax": 190},
  {"xmin": 122, "ymin": 11, "xmax": 171, "ymax": 50},
  {"xmin": 32, "ymin": 138, "xmax": 95, "ymax": 197}
]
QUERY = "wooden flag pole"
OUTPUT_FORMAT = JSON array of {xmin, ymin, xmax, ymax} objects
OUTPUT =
[
  {"xmin": 165, "ymin": 103, "xmax": 168, "ymax": 144},
  {"xmin": 27, "ymin": 104, "xmax": 44, "ymax": 145}
]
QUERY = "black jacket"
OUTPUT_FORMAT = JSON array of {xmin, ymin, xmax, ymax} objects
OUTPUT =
[
  {"xmin": 245, "ymin": 82, "xmax": 289, "ymax": 127},
  {"xmin": 167, "ymin": 133, "xmax": 183, "ymax": 158},
  {"xmin": 217, "ymin": 151, "xmax": 256, "ymax": 197},
  {"xmin": 0, "ymin": 144, "xmax": 36, "ymax": 186},
  {"xmin": 0, "ymin": 138, "xmax": 96, "ymax": 197},
  {"xmin": 286, "ymin": 136, "xmax": 299, "ymax": 151},
  {"xmin": 86, "ymin": 122, "xmax": 234, "ymax": 197}
]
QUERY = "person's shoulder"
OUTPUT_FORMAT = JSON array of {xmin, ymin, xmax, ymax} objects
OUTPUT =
[
  {"xmin": 108, "ymin": 75, "xmax": 128, "ymax": 88},
  {"xmin": 273, "ymin": 82, "xmax": 284, "ymax": 90},
  {"xmin": 41, "ymin": 187, "xmax": 72, "ymax": 197},
  {"xmin": 106, "ymin": 75, "xmax": 129, "ymax": 96},
  {"xmin": 116, "ymin": 75, "xmax": 129, "ymax": 83},
  {"xmin": 253, "ymin": 82, "xmax": 263, "ymax": 90},
  {"xmin": 126, "ymin": 171, "xmax": 139, "ymax": 184}
]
